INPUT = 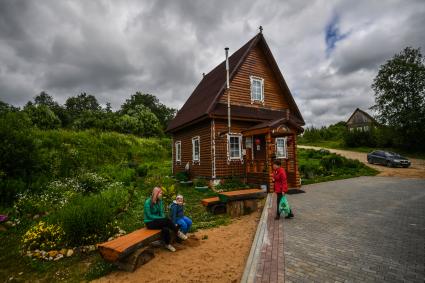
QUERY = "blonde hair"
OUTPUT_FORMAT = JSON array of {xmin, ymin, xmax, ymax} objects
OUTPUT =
[{"xmin": 151, "ymin": 187, "xmax": 162, "ymax": 205}]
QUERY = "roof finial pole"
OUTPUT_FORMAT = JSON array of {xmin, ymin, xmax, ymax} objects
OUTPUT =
[{"xmin": 259, "ymin": 25, "xmax": 263, "ymax": 34}]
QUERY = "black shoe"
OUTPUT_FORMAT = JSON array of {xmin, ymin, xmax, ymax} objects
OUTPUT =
[
  {"xmin": 274, "ymin": 214, "xmax": 280, "ymax": 220},
  {"xmin": 285, "ymin": 213, "xmax": 294, "ymax": 219}
]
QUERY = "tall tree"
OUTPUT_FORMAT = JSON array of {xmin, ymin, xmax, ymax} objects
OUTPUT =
[
  {"xmin": 371, "ymin": 47, "xmax": 425, "ymax": 150},
  {"xmin": 120, "ymin": 92, "xmax": 176, "ymax": 130}
]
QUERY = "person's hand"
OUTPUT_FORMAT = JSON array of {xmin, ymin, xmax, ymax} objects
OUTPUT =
[{"xmin": 272, "ymin": 178, "xmax": 275, "ymax": 182}]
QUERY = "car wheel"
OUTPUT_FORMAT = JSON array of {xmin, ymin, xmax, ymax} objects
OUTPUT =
[
  {"xmin": 367, "ymin": 157, "xmax": 372, "ymax": 164},
  {"xmin": 386, "ymin": 161, "xmax": 393, "ymax": 167}
]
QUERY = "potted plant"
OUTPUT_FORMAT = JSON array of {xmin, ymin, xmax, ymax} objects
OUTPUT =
[{"xmin": 194, "ymin": 178, "xmax": 209, "ymax": 192}]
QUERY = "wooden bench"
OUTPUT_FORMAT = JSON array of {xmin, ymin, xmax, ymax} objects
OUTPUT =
[
  {"xmin": 201, "ymin": 189, "xmax": 267, "ymax": 217},
  {"xmin": 97, "ymin": 228, "xmax": 161, "ymax": 271}
]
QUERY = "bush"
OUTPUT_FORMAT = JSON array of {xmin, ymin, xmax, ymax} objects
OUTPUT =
[
  {"xmin": 194, "ymin": 178, "xmax": 208, "ymax": 187},
  {"xmin": 136, "ymin": 164, "xmax": 149, "ymax": 177},
  {"xmin": 175, "ymin": 171, "xmax": 189, "ymax": 182},
  {"xmin": 320, "ymin": 154, "xmax": 344, "ymax": 171},
  {"xmin": 215, "ymin": 177, "xmax": 248, "ymax": 192},
  {"xmin": 77, "ymin": 172, "xmax": 108, "ymax": 194},
  {"xmin": 0, "ymin": 178, "xmax": 27, "ymax": 206},
  {"xmin": 299, "ymin": 163, "xmax": 325, "ymax": 179},
  {"xmin": 53, "ymin": 195, "xmax": 118, "ymax": 246},
  {"xmin": 22, "ymin": 221, "xmax": 65, "ymax": 251}
]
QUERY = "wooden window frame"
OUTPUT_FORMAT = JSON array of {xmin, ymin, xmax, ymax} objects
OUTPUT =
[
  {"xmin": 275, "ymin": 137, "xmax": 287, "ymax": 159},
  {"xmin": 175, "ymin": 141, "xmax": 181, "ymax": 163},
  {"xmin": 227, "ymin": 134, "xmax": 242, "ymax": 161},
  {"xmin": 250, "ymin": 76, "xmax": 264, "ymax": 104},
  {"xmin": 192, "ymin": 136, "xmax": 200, "ymax": 163}
]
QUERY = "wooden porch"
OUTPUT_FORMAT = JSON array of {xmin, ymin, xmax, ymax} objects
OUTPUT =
[{"xmin": 243, "ymin": 118, "xmax": 301, "ymax": 192}]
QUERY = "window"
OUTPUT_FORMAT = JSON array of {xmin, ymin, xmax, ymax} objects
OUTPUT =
[
  {"xmin": 228, "ymin": 135, "xmax": 242, "ymax": 160},
  {"xmin": 250, "ymin": 76, "xmax": 264, "ymax": 102},
  {"xmin": 275, "ymin": 137, "xmax": 287, "ymax": 159},
  {"xmin": 192, "ymin": 136, "xmax": 200, "ymax": 162},
  {"xmin": 175, "ymin": 141, "xmax": 181, "ymax": 163}
]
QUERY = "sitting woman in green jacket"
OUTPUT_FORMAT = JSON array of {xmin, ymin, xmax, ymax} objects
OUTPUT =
[{"xmin": 144, "ymin": 186, "xmax": 187, "ymax": 252}]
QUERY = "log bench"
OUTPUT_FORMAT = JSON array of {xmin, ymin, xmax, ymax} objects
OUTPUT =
[
  {"xmin": 97, "ymin": 228, "xmax": 161, "ymax": 271},
  {"xmin": 201, "ymin": 189, "xmax": 266, "ymax": 217}
]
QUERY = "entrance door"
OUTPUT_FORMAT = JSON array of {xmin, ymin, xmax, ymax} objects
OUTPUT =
[{"xmin": 253, "ymin": 135, "xmax": 266, "ymax": 160}]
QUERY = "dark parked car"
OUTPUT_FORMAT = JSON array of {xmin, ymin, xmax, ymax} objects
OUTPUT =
[{"xmin": 367, "ymin": 150, "xmax": 411, "ymax": 168}]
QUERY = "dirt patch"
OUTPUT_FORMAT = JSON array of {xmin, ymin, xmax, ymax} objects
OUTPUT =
[
  {"xmin": 94, "ymin": 211, "xmax": 260, "ymax": 283},
  {"xmin": 299, "ymin": 146, "xmax": 425, "ymax": 179}
]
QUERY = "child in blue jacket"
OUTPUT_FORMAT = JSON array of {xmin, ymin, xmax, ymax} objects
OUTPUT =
[{"xmin": 170, "ymin": 195, "xmax": 192, "ymax": 234}]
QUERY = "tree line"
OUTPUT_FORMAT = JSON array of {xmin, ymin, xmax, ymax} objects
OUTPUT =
[
  {"xmin": 0, "ymin": 92, "xmax": 176, "ymax": 137},
  {"xmin": 301, "ymin": 46, "xmax": 425, "ymax": 152}
]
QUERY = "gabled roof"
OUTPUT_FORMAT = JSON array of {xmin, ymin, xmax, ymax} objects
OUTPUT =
[
  {"xmin": 347, "ymin": 108, "xmax": 377, "ymax": 124},
  {"xmin": 166, "ymin": 32, "xmax": 304, "ymax": 133}
]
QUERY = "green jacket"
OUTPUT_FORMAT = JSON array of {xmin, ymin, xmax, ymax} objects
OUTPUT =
[{"xmin": 144, "ymin": 197, "xmax": 165, "ymax": 223}]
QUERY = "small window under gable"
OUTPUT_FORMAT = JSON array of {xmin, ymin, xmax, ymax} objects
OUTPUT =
[
  {"xmin": 227, "ymin": 134, "xmax": 242, "ymax": 161},
  {"xmin": 175, "ymin": 141, "xmax": 181, "ymax": 163},
  {"xmin": 250, "ymin": 76, "xmax": 264, "ymax": 103},
  {"xmin": 192, "ymin": 136, "xmax": 200, "ymax": 163},
  {"xmin": 275, "ymin": 137, "xmax": 287, "ymax": 159}
]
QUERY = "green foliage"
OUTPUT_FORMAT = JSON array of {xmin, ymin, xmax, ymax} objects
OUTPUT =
[
  {"xmin": 77, "ymin": 172, "xmax": 108, "ymax": 194},
  {"xmin": 0, "ymin": 111, "xmax": 38, "ymax": 182},
  {"xmin": 0, "ymin": 178, "xmax": 27, "ymax": 206},
  {"xmin": 175, "ymin": 171, "xmax": 189, "ymax": 182},
  {"xmin": 52, "ymin": 194, "xmax": 118, "ymax": 246},
  {"xmin": 23, "ymin": 104, "xmax": 61, "ymax": 130},
  {"xmin": 215, "ymin": 177, "xmax": 249, "ymax": 192},
  {"xmin": 299, "ymin": 121, "xmax": 346, "ymax": 144},
  {"xmin": 298, "ymin": 148, "xmax": 377, "ymax": 185},
  {"xmin": 371, "ymin": 46, "xmax": 425, "ymax": 151},
  {"xmin": 22, "ymin": 221, "xmax": 65, "ymax": 251},
  {"xmin": 194, "ymin": 178, "xmax": 208, "ymax": 187},
  {"xmin": 136, "ymin": 164, "xmax": 149, "ymax": 177},
  {"xmin": 84, "ymin": 258, "xmax": 116, "ymax": 281},
  {"xmin": 120, "ymin": 92, "xmax": 176, "ymax": 130},
  {"xmin": 161, "ymin": 185, "xmax": 177, "ymax": 210}
]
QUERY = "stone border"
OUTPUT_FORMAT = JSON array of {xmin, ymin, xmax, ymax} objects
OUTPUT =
[{"xmin": 241, "ymin": 193, "xmax": 273, "ymax": 283}]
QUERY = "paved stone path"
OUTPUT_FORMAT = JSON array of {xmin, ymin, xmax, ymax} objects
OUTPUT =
[{"xmin": 284, "ymin": 176, "xmax": 425, "ymax": 283}]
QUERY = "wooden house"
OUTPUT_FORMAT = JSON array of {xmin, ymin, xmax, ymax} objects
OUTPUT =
[
  {"xmin": 166, "ymin": 32, "xmax": 305, "ymax": 191},
  {"xmin": 346, "ymin": 108, "xmax": 377, "ymax": 132}
]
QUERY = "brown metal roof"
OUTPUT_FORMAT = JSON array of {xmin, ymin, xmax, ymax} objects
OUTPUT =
[
  {"xmin": 166, "ymin": 33, "xmax": 304, "ymax": 133},
  {"xmin": 243, "ymin": 116, "xmax": 304, "ymax": 134}
]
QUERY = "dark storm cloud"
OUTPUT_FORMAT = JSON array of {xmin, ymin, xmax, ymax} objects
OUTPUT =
[{"xmin": 0, "ymin": 0, "xmax": 424, "ymax": 126}]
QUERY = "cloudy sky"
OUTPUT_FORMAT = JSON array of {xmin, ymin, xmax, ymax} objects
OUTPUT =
[{"xmin": 1, "ymin": 0, "xmax": 424, "ymax": 127}]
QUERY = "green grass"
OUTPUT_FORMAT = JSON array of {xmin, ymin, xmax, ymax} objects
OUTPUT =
[
  {"xmin": 0, "ymin": 130, "xmax": 231, "ymax": 282},
  {"xmin": 297, "ymin": 148, "xmax": 378, "ymax": 185},
  {"xmin": 298, "ymin": 140, "xmax": 425, "ymax": 159}
]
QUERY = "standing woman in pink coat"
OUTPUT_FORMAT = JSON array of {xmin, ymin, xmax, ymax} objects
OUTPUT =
[{"xmin": 272, "ymin": 160, "xmax": 294, "ymax": 220}]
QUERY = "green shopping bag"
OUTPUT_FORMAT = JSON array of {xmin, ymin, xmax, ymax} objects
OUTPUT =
[{"xmin": 279, "ymin": 195, "xmax": 291, "ymax": 216}]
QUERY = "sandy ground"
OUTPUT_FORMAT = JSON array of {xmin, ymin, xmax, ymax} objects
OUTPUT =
[
  {"xmin": 95, "ymin": 210, "xmax": 261, "ymax": 283},
  {"xmin": 299, "ymin": 145, "xmax": 425, "ymax": 179}
]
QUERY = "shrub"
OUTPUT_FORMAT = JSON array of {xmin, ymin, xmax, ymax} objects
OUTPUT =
[
  {"xmin": 175, "ymin": 171, "xmax": 189, "ymax": 182},
  {"xmin": 299, "ymin": 163, "xmax": 325, "ymax": 179},
  {"xmin": 136, "ymin": 164, "xmax": 149, "ymax": 177},
  {"xmin": 0, "ymin": 178, "xmax": 27, "ymax": 206},
  {"xmin": 161, "ymin": 185, "xmax": 177, "ymax": 210},
  {"xmin": 77, "ymin": 172, "xmax": 108, "ymax": 194},
  {"xmin": 22, "ymin": 221, "xmax": 65, "ymax": 251},
  {"xmin": 320, "ymin": 154, "xmax": 344, "ymax": 171},
  {"xmin": 194, "ymin": 178, "xmax": 208, "ymax": 187},
  {"xmin": 215, "ymin": 177, "xmax": 248, "ymax": 192},
  {"xmin": 53, "ymin": 195, "xmax": 118, "ymax": 246}
]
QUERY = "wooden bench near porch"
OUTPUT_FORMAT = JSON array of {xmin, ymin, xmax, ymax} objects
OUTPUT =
[
  {"xmin": 97, "ymin": 228, "xmax": 161, "ymax": 271},
  {"xmin": 201, "ymin": 188, "xmax": 267, "ymax": 217}
]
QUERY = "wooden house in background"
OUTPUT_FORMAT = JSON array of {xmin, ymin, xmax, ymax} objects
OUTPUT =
[
  {"xmin": 166, "ymin": 32, "xmax": 304, "ymax": 191},
  {"xmin": 346, "ymin": 108, "xmax": 377, "ymax": 132}
]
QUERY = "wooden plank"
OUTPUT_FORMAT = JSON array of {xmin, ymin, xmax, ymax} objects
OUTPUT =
[
  {"xmin": 218, "ymin": 189, "xmax": 266, "ymax": 202},
  {"xmin": 201, "ymin": 196, "xmax": 220, "ymax": 206},
  {"xmin": 97, "ymin": 228, "xmax": 161, "ymax": 262}
]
